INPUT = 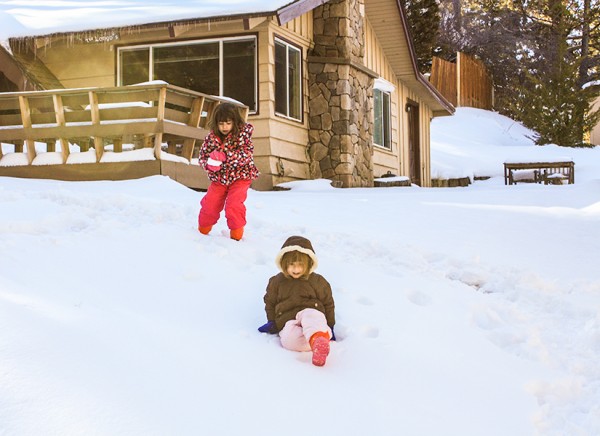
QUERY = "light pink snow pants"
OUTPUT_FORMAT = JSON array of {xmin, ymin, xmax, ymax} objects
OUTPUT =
[{"xmin": 279, "ymin": 308, "xmax": 332, "ymax": 352}]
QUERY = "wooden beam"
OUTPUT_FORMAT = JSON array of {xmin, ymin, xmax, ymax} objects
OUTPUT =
[
  {"xmin": 18, "ymin": 96, "xmax": 32, "ymax": 127},
  {"xmin": 244, "ymin": 17, "xmax": 267, "ymax": 30},
  {"xmin": 182, "ymin": 138, "xmax": 195, "ymax": 162},
  {"xmin": 113, "ymin": 138, "xmax": 123, "ymax": 153},
  {"xmin": 53, "ymin": 94, "xmax": 70, "ymax": 163},
  {"xmin": 188, "ymin": 97, "xmax": 204, "ymax": 128},
  {"xmin": 79, "ymin": 139, "xmax": 90, "ymax": 152},
  {"xmin": 18, "ymin": 96, "xmax": 36, "ymax": 163},
  {"xmin": 277, "ymin": 0, "xmax": 328, "ymax": 25},
  {"xmin": 89, "ymin": 91, "xmax": 103, "ymax": 162},
  {"xmin": 181, "ymin": 96, "xmax": 205, "ymax": 161},
  {"xmin": 154, "ymin": 87, "xmax": 168, "ymax": 160}
]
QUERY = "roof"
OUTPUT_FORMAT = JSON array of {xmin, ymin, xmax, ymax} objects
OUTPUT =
[{"xmin": 0, "ymin": 0, "xmax": 304, "ymax": 42}]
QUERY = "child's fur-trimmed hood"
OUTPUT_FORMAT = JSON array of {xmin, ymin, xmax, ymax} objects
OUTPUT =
[{"xmin": 275, "ymin": 235, "xmax": 318, "ymax": 274}]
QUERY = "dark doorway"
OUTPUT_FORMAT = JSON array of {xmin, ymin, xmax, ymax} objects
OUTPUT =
[{"xmin": 406, "ymin": 100, "xmax": 421, "ymax": 185}]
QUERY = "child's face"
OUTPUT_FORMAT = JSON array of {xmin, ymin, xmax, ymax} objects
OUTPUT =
[
  {"xmin": 286, "ymin": 261, "xmax": 306, "ymax": 279},
  {"xmin": 218, "ymin": 119, "xmax": 233, "ymax": 136}
]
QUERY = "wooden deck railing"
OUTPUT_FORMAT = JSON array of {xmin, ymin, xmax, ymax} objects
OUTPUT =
[{"xmin": 0, "ymin": 83, "xmax": 247, "ymax": 165}]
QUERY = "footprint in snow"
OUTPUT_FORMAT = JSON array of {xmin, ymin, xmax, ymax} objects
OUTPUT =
[
  {"xmin": 406, "ymin": 290, "xmax": 432, "ymax": 306},
  {"xmin": 471, "ymin": 307, "xmax": 505, "ymax": 331},
  {"xmin": 361, "ymin": 326, "xmax": 379, "ymax": 338},
  {"xmin": 355, "ymin": 295, "xmax": 374, "ymax": 306}
]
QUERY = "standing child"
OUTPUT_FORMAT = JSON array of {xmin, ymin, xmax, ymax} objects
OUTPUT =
[
  {"xmin": 198, "ymin": 102, "xmax": 259, "ymax": 241},
  {"xmin": 259, "ymin": 236, "xmax": 335, "ymax": 366}
]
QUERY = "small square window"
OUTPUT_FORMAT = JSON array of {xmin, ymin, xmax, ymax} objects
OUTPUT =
[{"xmin": 374, "ymin": 88, "xmax": 391, "ymax": 149}]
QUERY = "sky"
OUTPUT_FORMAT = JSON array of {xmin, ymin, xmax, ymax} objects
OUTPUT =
[
  {"xmin": 1, "ymin": 107, "xmax": 599, "ymax": 435},
  {"xmin": 0, "ymin": 0, "xmax": 294, "ymax": 41}
]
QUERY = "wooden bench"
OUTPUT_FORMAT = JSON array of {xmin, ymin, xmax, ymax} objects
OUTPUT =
[{"xmin": 504, "ymin": 160, "xmax": 574, "ymax": 185}]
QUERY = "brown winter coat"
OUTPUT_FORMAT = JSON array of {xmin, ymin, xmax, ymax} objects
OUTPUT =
[
  {"xmin": 264, "ymin": 235, "xmax": 335, "ymax": 332},
  {"xmin": 264, "ymin": 272, "xmax": 336, "ymax": 333}
]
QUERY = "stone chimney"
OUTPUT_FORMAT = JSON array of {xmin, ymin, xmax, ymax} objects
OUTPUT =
[{"xmin": 307, "ymin": 0, "xmax": 376, "ymax": 187}]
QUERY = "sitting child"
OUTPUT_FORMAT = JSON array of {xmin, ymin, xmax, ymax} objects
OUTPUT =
[{"xmin": 259, "ymin": 236, "xmax": 335, "ymax": 366}]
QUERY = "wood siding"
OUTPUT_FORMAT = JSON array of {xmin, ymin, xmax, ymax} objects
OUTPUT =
[
  {"xmin": 254, "ymin": 14, "xmax": 314, "ymax": 189},
  {"xmin": 363, "ymin": 16, "xmax": 434, "ymax": 185}
]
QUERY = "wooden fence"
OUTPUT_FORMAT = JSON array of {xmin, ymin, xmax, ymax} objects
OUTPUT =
[{"xmin": 430, "ymin": 52, "xmax": 493, "ymax": 110}]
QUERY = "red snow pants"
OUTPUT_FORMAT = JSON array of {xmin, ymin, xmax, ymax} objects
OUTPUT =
[{"xmin": 198, "ymin": 179, "xmax": 252, "ymax": 230}]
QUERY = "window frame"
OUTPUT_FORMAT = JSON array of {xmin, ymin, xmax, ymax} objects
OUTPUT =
[
  {"xmin": 373, "ymin": 78, "xmax": 394, "ymax": 150},
  {"xmin": 274, "ymin": 36, "xmax": 303, "ymax": 122},
  {"xmin": 116, "ymin": 35, "xmax": 258, "ymax": 114}
]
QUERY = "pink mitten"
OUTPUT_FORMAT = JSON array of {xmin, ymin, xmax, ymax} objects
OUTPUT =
[{"xmin": 206, "ymin": 150, "xmax": 226, "ymax": 172}]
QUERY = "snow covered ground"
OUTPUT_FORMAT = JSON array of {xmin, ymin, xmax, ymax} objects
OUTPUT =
[{"xmin": 1, "ymin": 108, "xmax": 599, "ymax": 435}]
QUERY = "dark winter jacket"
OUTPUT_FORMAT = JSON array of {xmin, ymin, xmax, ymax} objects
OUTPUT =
[
  {"xmin": 198, "ymin": 123, "xmax": 259, "ymax": 185},
  {"xmin": 263, "ymin": 236, "xmax": 335, "ymax": 332}
]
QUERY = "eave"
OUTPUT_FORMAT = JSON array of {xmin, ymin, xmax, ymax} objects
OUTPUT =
[
  {"xmin": 6, "ymin": 0, "xmax": 327, "ymax": 43},
  {"xmin": 365, "ymin": 0, "xmax": 454, "ymax": 117}
]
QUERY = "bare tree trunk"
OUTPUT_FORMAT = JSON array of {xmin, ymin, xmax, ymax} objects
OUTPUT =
[
  {"xmin": 578, "ymin": 0, "xmax": 590, "ymax": 87},
  {"xmin": 451, "ymin": 0, "xmax": 462, "ymax": 34}
]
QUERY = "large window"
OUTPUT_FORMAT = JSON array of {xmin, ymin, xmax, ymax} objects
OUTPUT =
[
  {"xmin": 118, "ymin": 37, "xmax": 257, "ymax": 112},
  {"xmin": 275, "ymin": 38, "xmax": 302, "ymax": 121},
  {"xmin": 373, "ymin": 79, "xmax": 393, "ymax": 149}
]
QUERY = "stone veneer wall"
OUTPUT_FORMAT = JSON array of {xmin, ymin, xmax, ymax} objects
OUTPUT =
[{"xmin": 307, "ymin": 0, "xmax": 375, "ymax": 188}]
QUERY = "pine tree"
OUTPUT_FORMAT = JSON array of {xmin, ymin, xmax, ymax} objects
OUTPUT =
[
  {"xmin": 510, "ymin": 0, "xmax": 600, "ymax": 145},
  {"xmin": 402, "ymin": 0, "xmax": 441, "ymax": 74},
  {"xmin": 436, "ymin": 0, "xmax": 600, "ymax": 146},
  {"xmin": 511, "ymin": 56, "xmax": 600, "ymax": 146}
]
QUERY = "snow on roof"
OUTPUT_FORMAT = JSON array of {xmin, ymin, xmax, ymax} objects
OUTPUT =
[{"xmin": 0, "ymin": 0, "xmax": 296, "ymax": 41}]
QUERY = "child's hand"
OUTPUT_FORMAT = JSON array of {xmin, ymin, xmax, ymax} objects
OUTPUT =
[
  {"xmin": 258, "ymin": 320, "xmax": 277, "ymax": 334},
  {"xmin": 206, "ymin": 150, "xmax": 227, "ymax": 171}
]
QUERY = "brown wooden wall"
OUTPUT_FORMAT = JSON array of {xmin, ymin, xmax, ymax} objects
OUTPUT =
[
  {"xmin": 430, "ymin": 52, "xmax": 493, "ymax": 110},
  {"xmin": 430, "ymin": 57, "xmax": 457, "ymax": 107}
]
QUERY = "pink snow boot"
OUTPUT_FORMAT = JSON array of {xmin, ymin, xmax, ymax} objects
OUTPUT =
[{"xmin": 309, "ymin": 332, "xmax": 330, "ymax": 367}]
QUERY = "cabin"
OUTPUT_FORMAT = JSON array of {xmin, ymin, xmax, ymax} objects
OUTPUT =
[{"xmin": 0, "ymin": 0, "xmax": 454, "ymax": 190}]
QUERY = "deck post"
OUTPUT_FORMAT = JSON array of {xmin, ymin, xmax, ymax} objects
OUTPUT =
[
  {"xmin": 88, "ymin": 91, "xmax": 103, "ymax": 162},
  {"xmin": 53, "ymin": 94, "xmax": 70, "ymax": 163},
  {"xmin": 182, "ymin": 96, "xmax": 205, "ymax": 161},
  {"xmin": 153, "ymin": 87, "xmax": 167, "ymax": 160},
  {"xmin": 18, "ymin": 96, "xmax": 37, "ymax": 164}
]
